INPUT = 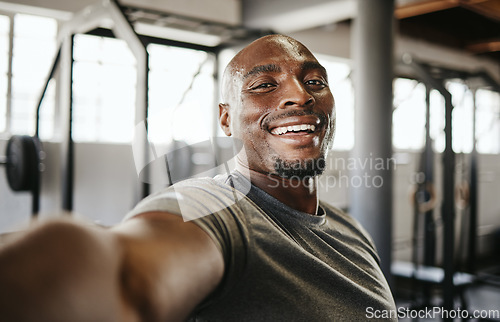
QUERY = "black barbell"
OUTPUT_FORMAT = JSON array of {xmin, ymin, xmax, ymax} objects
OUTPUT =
[
  {"xmin": 0, "ymin": 135, "xmax": 43, "ymax": 216},
  {"xmin": 1, "ymin": 135, "xmax": 42, "ymax": 192}
]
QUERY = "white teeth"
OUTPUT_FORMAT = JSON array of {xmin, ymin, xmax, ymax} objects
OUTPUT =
[{"xmin": 271, "ymin": 124, "xmax": 316, "ymax": 135}]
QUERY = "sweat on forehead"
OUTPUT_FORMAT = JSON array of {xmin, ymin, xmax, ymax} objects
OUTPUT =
[{"xmin": 220, "ymin": 34, "xmax": 317, "ymax": 103}]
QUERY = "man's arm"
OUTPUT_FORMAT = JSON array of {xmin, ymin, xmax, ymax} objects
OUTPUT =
[{"xmin": 0, "ymin": 213, "xmax": 224, "ymax": 322}]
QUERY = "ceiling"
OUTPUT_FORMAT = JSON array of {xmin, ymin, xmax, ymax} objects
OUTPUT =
[
  {"xmin": 396, "ymin": 0, "xmax": 500, "ymax": 64},
  {"xmin": 242, "ymin": 0, "xmax": 500, "ymax": 65},
  {"xmin": 11, "ymin": 0, "xmax": 498, "ymax": 65}
]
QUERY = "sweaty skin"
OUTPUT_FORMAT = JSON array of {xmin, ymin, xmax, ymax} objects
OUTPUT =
[{"xmin": 219, "ymin": 35, "xmax": 336, "ymax": 215}]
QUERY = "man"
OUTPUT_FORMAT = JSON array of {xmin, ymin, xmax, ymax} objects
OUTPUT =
[{"xmin": 0, "ymin": 35, "xmax": 396, "ymax": 321}]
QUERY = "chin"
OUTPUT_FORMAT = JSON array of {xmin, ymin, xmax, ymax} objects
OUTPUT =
[{"xmin": 272, "ymin": 155, "xmax": 327, "ymax": 179}]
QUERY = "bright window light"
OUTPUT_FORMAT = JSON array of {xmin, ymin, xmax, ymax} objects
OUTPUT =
[
  {"xmin": 72, "ymin": 35, "xmax": 216, "ymax": 145},
  {"xmin": 392, "ymin": 78, "xmax": 426, "ymax": 150},
  {"xmin": 430, "ymin": 89, "xmax": 445, "ymax": 153},
  {"xmin": 72, "ymin": 34, "xmax": 136, "ymax": 143},
  {"xmin": 448, "ymin": 81, "xmax": 474, "ymax": 153},
  {"xmin": 390, "ymin": 78, "xmax": 495, "ymax": 154},
  {"xmin": 476, "ymin": 89, "xmax": 500, "ymax": 154},
  {"xmin": 317, "ymin": 56, "xmax": 353, "ymax": 151},
  {"xmin": 147, "ymin": 43, "xmax": 214, "ymax": 145},
  {"xmin": 8, "ymin": 14, "xmax": 57, "ymax": 138},
  {"xmin": 0, "ymin": 14, "xmax": 9, "ymax": 133}
]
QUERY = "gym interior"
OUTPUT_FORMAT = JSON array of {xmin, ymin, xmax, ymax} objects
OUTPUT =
[{"xmin": 0, "ymin": 0, "xmax": 499, "ymax": 320}]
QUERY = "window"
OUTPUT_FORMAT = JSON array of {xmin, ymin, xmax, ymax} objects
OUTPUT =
[
  {"xmin": 72, "ymin": 34, "xmax": 136, "ymax": 143},
  {"xmin": 391, "ymin": 77, "xmax": 499, "ymax": 154},
  {"xmin": 317, "ymin": 56, "xmax": 353, "ymax": 150},
  {"xmin": 429, "ymin": 89, "xmax": 445, "ymax": 153},
  {"xmin": 428, "ymin": 80, "xmax": 477, "ymax": 154},
  {"xmin": 10, "ymin": 14, "xmax": 57, "ymax": 138},
  {"xmin": 147, "ymin": 44, "xmax": 214, "ymax": 145},
  {"xmin": 476, "ymin": 88, "xmax": 500, "ymax": 154},
  {"xmin": 392, "ymin": 78, "xmax": 426, "ymax": 150},
  {"xmin": 72, "ymin": 35, "xmax": 216, "ymax": 145},
  {"xmin": 0, "ymin": 14, "xmax": 9, "ymax": 133},
  {"xmin": 449, "ymin": 81, "xmax": 474, "ymax": 153}
]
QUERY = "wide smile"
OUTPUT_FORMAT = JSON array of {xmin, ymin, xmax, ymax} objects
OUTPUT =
[
  {"xmin": 266, "ymin": 114, "xmax": 322, "ymax": 137},
  {"xmin": 263, "ymin": 114, "xmax": 325, "ymax": 151},
  {"xmin": 270, "ymin": 124, "xmax": 316, "ymax": 135}
]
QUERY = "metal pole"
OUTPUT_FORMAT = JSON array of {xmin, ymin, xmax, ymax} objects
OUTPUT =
[
  {"xmin": 442, "ymin": 87, "xmax": 455, "ymax": 317},
  {"xmin": 31, "ymin": 137, "xmax": 41, "ymax": 217},
  {"xmin": 423, "ymin": 85, "xmax": 436, "ymax": 269},
  {"xmin": 350, "ymin": 0, "xmax": 395, "ymax": 279},
  {"xmin": 402, "ymin": 59, "xmax": 455, "ymax": 317},
  {"xmin": 58, "ymin": 0, "xmax": 151, "ymax": 200},
  {"xmin": 61, "ymin": 35, "xmax": 75, "ymax": 212},
  {"xmin": 468, "ymin": 88, "xmax": 478, "ymax": 273},
  {"xmin": 107, "ymin": 0, "xmax": 150, "ymax": 198},
  {"xmin": 35, "ymin": 48, "xmax": 61, "ymax": 138}
]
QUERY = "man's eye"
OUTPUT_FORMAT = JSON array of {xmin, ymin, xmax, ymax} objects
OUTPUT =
[
  {"xmin": 305, "ymin": 80, "xmax": 326, "ymax": 86},
  {"xmin": 253, "ymin": 83, "xmax": 275, "ymax": 89}
]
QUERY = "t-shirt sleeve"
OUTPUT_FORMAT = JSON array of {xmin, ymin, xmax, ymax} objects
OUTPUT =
[{"xmin": 124, "ymin": 178, "xmax": 248, "ymax": 305}]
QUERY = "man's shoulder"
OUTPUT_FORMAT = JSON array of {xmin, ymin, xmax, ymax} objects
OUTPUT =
[
  {"xmin": 172, "ymin": 175, "xmax": 224, "ymax": 187},
  {"xmin": 126, "ymin": 174, "xmax": 251, "ymax": 222},
  {"xmin": 152, "ymin": 174, "xmax": 231, "ymax": 196}
]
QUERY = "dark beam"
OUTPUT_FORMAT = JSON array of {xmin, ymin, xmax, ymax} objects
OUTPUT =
[
  {"xmin": 462, "ymin": 0, "xmax": 500, "ymax": 22},
  {"xmin": 395, "ymin": 0, "xmax": 459, "ymax": 19},
  {"xmin": 466, "ymin": 39, "xmax": 500, "ymax": 53}
]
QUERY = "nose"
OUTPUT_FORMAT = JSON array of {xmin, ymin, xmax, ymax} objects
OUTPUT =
[{"xmin": 279, "ymin": 79, "xmax": 314, "ymax": 109}]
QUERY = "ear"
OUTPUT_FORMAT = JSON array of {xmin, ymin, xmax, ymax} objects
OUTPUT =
[{"xmin": 219, "ymin": 103, "xmax": 232, "ymax": 136}]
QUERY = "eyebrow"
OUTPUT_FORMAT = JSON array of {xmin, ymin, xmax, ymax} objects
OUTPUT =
[
  {"xmin": 243, "ymin": 64, "xmax": 281, "ymax": 79},
  {"xmin": 301, "ymin": 61, "xmax": 327, "ymax": 76}
]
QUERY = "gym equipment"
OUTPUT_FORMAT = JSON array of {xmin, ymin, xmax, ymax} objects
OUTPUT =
[
  {"xmin": 53, "ymin": 0, "xmax": 266, "ymax": 209},
  {"xmin": 395, "ymin": 55, "xmax": 500, "ymax": 319},
  {"xmin": 407, "ymin": 83, "xmax": 438, "ymax": 307},
  {"xmin": 0, "ymin": 135, "xmax": 43, "ymax": 216},
  {"xmin": 0, "ymin": 39, "xmax": 58, "ymax": 216}
]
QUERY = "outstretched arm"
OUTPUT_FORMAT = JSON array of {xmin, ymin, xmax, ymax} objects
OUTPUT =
[{"xmin": 0, "ymin": 212, "xmax": 224, "ymax": 322}]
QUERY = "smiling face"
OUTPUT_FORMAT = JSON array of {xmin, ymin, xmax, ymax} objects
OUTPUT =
[{"xmin": 219, "ymin": 35, "xmax": 335, "ymax": 179}]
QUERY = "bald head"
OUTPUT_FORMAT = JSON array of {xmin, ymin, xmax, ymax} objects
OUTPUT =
[{"xmin": 221, "ymin": 35, "xmax": 319, "ymax": 106}]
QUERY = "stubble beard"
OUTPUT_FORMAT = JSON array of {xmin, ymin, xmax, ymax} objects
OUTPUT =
[
  {"xmin": 272, "ymin": 154, "xmax": 326, "ymax": 179},
  {"xmin": 272, "ymin": 122, "xmax": 334, "ymax": 180}
]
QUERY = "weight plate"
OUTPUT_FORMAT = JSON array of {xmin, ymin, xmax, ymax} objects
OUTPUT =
[{"xmin": 5, "ymin": 135, "xmax": 41, "ymax": 192}]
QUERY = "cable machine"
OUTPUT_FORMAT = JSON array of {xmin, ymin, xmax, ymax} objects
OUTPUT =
[
  {"xmin": 2, "ymin": 0, "xmax": 267, "ymax": 215},
  {"xmin": 394, "ymin": 54, "xmax": 500, "ymax": 319}
]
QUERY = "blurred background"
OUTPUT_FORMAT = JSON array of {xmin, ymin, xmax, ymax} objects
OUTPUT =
[{"xmin": 0, "ymin": 0, "xmax": 499, "ymax": 319}]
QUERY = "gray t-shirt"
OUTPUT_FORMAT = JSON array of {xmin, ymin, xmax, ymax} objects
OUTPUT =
[{"xmin": 126, "ymin": 172, "xmax": 396, "ymax": 321}]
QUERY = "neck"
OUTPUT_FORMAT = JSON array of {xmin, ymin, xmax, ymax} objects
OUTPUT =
[{"xmin": 235, "ymin": 163, "xmax": 319, "ymax": 215}]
